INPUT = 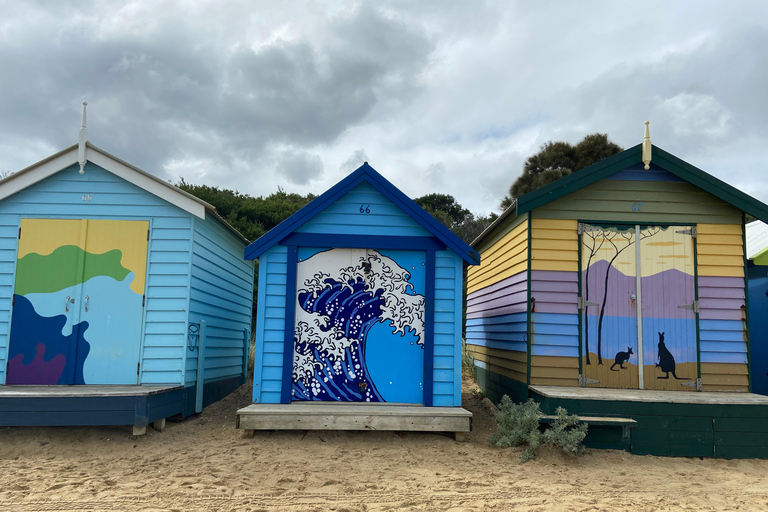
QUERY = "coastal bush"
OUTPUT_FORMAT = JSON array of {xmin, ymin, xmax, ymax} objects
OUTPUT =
[{"xmin": 489, "ymin": 396, "xmax": 587, "ymax": 463}]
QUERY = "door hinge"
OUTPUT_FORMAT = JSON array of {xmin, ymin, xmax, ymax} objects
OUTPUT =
[
  {"xmin": 678, "ymin": 300, "xmax": 700, "ymax": 314},
  {"xmin": 12, "ymin": 295, "xmax": 15, "ymax": 307},
  {"xmin": 18, "ymin": 227, "xmax": 21, "ymax": 240},
  {"xmin": 578, "ymin": 223, "xmax": 600, "ymax": 235},
  {"xmin": 147, "ymin": 229, "xmax": 150, "ymax": 241},
  {"xmin": 137, "ymin": 362, "xmax": 141, "ymax": 376},
  {"xmin": 682, "ymin": 378, "xmax": 702, "ymax": 391},
  {"xmin": 676, "ymin": 226, "xmax": 697, "ymax": 238},
  {"xmin": 579, "ymin": 374, "xmax": 600, "ymax": 387},
  {"xmin": 142, "ymin": 294, "xmax": 146, "ymax": 307},
  {"xmin": 578, "ymin": 297, "xmax": 600, "ymax": 310}
]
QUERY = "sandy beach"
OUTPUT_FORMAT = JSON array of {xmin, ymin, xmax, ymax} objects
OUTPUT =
[{"xmin": 2, "ymin": 377, "xmax": 768, "ymax": 512}]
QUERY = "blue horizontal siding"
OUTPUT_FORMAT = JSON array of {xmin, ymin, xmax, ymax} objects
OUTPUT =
[
  {"xmin": 295, "ymin": 182, "xmax": 431, "ymax": 237},
  {"xmin": 530, "ymin": 312, "xmax": 579, "ymax": 357},
  {"xmin": 188, "ymin": 214, "xmax": 253, "ymax": 386},
  {"xmin": 253, "ymin": 246, "xmax": 288, "ymax": 403},
  {"xmin": 699, "ymin": 318, "xmax": 748, "ymax": 364},
  {"xmin": 432, "ymin": 250, "xmax": 462, "ymax": 406}
]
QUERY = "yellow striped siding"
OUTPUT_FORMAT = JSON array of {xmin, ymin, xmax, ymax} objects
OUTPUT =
[
  {"xmin": 697, "ymin": 223, "xmax": 744, "ymax": 277},
  {"xmin": 530, "ymin": 218, "xmax": 578, "ymax": 272},
  {"xmin": 700, "ymin": 363, "xmax": 749, "ymax": 392},
  {"xmin": 468, "ymin": 345, "xmax": 527, "ymax": 383},
  {"xmin": 467, "ymin": 220, "xmax": 528, "ymax": 294},
  {"xmin": 529, "ymin": 355, "xmax": 579, "ymax": 386}
]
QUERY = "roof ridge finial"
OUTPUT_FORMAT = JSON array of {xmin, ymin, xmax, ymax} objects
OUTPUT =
[
  {"xmin": 642, "ymin": 121, "xmax": 652, "ymax": 170},
  {"xmin": 78, "ymin": 101, "xmax": 88, "ymax": 174}
]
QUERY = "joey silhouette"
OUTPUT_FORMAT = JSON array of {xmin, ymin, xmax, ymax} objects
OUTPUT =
[
  {"xmin": 656, "ymin": 332, "xmax": 689, "ymax": 380},
  {"xmin": 610, "ymin": 347, "xmax": 633, "ymax": 371}
]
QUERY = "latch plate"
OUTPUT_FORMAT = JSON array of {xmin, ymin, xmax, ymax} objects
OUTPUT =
[{"xmin": 677, "ymin": 300, "xmax": 700, "ymax": 314}]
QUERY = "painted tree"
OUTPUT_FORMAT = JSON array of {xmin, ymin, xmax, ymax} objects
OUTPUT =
[
  {"xmin": 580, "ymin": 226, "xmax": 607, "ymax": 366},
  {"xmin": 589, "ymin": 225, "xmax": 660, "ymax": 365}
]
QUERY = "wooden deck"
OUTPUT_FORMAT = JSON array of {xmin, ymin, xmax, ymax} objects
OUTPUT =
[
  {"xmin": 236, "ymin": 403, "xmax": 473, "ymax": 440},
  {"xmin": 0, "ymin": 385, "xmax": 182, "ymax": 397},
  {"xmin": 0, "ymin": 384, "xmax": 185, "ymax": 435},
  {"xmin": 530, "ymin": 385, "xmax": 768, "ymax": 405}
]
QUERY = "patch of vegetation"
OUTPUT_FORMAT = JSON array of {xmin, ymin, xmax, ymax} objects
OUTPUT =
[
  {"xmin": 461, "ymin": 338, "xmax": 475, "ymax": 373},
  {"xmin": 488, "ymin": 396, "xmax": 587, "ymax": 463}
]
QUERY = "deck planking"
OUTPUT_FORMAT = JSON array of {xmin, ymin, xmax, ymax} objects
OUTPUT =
[
  {"xmin": 530, "ymin": 385, "xmax": 768, "ymax": 405},
  {"xmin": 0, "ymin": 385, "xmax": 183, "ymax": 398}
]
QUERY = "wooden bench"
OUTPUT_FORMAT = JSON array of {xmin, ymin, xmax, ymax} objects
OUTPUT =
[{"xmin": 539, "ymin": 415, "xmax": 637, "ymax": 439}]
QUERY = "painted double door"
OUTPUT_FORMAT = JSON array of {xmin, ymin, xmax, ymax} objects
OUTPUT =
[
  {"xmin": 292, "ymin": 247, "xmax": 426, "ymax": 403},
  {"xmin": 6, "ymin": 219, "xmax": 148, "ymax": 385},
  {"xmin": 580, "ymin": 224, "xmax": 697, "ymax": 390}
]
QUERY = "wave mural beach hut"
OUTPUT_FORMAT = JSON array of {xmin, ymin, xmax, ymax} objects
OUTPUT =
[
  {"xmin": 237, "ymin": 163, "xmax": 478, "ymax": 439},
  {"xmin": 0, "ymin": 107, "xmax": 253, "ymax": 435},
  {"xmin": 467, "ymin": 124, "xmax": 768, "ymax": 457}
]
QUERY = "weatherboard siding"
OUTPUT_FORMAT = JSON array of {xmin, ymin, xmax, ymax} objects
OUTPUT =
[
  {"xmin": 467, "ymin": 214, "xmax": 528, "ymax": 294},
  {"xmin": 528, "ymin": 219, "xmax": 580, "ymax": 386},
  {"xmin": 252, "ymin": 246, "xmax": 288, "ymax": 404},
  {"xmin": 187, "ymin": 216, "xmax": 253, "ymax": 388},
  {"xmin": 535, "ymin": 180, "xmax": 742, "ymax": 225},
  {"xmin": 295, "ymin": 182, "xmax": 431, "ymax": 237},
  {"xmin": 433, "ymin": 250, "xmax": 462, "ymax": 406},
  {"xmin": 0, "ymin": 163, "xmax": 198, "ymax": 386}
]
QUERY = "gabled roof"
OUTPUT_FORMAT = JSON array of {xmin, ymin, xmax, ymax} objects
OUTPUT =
[
  {"xmin": 473, "ymin": 143, "xmax": 768, "ymax": 248},
  {"xmin": 0, "ymin": 142, "xmax": 248, "ymax": 243},
  {"xmin": 244, "ymin": 163, "xmax": 480, "ymax": 264}
]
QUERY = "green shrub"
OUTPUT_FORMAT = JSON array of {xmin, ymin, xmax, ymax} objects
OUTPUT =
[
  {"xmin": 461, "ymin": 338, "xmax": 475, "ymax": 373},
  {"xmin": 541, "ymin": 406, "xmax": 588, "ymax": 457},
  {"xmin": 488, "ymin": 396, "xmax": 587, "ymax": 463}
]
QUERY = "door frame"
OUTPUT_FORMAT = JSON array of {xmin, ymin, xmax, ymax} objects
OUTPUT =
[
  {"xmin": 576, "ymin": 220, "xmax": 702, "ymax": 389},
  {"xmin": 278, "ymin": 233, "xmax": 445, "ymax": 405}
]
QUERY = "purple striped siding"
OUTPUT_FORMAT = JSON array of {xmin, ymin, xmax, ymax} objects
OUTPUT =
[
  {"xmin": 531, "ymin": 270, "xmax": 578, "ymax": 315},
  {"xmin": 698, "ymin": 276, "xmax": 745, "ymax": 321},
  {"xmin": 467, "ymin": 271, "xmax": 527, "ymax": 319}
]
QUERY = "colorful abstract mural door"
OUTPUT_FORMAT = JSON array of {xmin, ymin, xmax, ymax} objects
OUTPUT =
[
  {"xmin": 292, "ymin": 248, "xmax": 426, "ymax": 403},
  {"xmin": 639, "ymin": 226, "xmax": 697, "ymax": 390},
  {"xmin": 581, "ymin": 224, "xmax": 697, "ymax": 390},
  {"xmin": 581, "ymin": 224, "xmax": 640, "ymax": 389},
  {"xmin": 6, "ymin": 219, "xmax": 149, "ymax": 385}
]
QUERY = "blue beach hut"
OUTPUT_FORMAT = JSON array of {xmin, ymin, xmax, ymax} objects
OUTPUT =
[
  {"xmin": 0, "ymin": 110, "xmax": 253, "ymax": 434},
  {"xmin": 237, "ymin": 163, "xmax": 479, "ymax": 437}
]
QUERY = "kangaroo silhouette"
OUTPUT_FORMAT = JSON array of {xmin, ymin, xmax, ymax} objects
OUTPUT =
[
  {"xmin": 610, "ymin": 347, "xmax": 633, "ymax": 371},
  {"xmin": 656, "ymin": 332, "xmax": 689, "ymax": 380}
]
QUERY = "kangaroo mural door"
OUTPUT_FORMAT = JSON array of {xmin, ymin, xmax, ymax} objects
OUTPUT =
[
  {"xmin": 580, "ymin": 224, "xmax": 697, "ymax": 390},
  {"xmin": 292, "ymin": 248, "xmax": 426, "ymax": 403},
  {"xmin": 6, "ymin": 219, "xmax": 149, "ymax": 385}
]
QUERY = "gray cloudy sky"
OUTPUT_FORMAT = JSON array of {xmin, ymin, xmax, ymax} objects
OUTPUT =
[{"xmin": 2, "ymin": 1, "xmax": 767, "ymax": 215}]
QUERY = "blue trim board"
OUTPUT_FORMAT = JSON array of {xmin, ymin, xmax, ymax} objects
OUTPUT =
[
  {"xmin": 280, "ymin": 233, "xmax": 446, "ymax": 251},
  {"xmin": 281, "ymin": 245, "xmax": 298, "ymax": 404},
  {"xmin": 423, "ymin": 249, "xmax": 436, "ymax": 407},
  {"xmin": 244, "ymin": 163, "xmax": 480, "ymax": 265}
]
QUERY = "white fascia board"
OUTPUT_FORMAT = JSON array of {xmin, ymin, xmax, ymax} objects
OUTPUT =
[
  {"xmin": 87, "ymin": 150, "xmax": 206, "ymax": 219},
  {"xmin": 0, "ymin": 147, "xmax": 79, "ymax": 202}
]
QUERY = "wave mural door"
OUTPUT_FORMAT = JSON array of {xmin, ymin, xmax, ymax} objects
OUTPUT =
[
  {"xmin": 640, "ymin": 226, "xmax": 697, "ymax": 390},
  {"xmin": 292, "ymin": 248, "xmax": 426, "ymax": 403},
  {"xmin": 581, "ymin": 224, "xmax": 640, "ymax": 389},
  {"xmin": 7, "ymin": 219, "xmax": 149, "ymax": 385}
]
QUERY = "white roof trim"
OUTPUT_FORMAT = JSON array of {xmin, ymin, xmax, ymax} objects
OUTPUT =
[
  {"xmin": 87, "ymin": 148, "xmax": 206, "ymax": 219},
  {"xmin": 0, "ymin": 143, "xmax": 209, "ymax": 219},
  {"xmin": 0, "ymin": 142, "xmax": 249, "ymax": 244}
]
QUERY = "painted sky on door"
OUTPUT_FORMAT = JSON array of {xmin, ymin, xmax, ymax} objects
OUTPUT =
[
  {"xmin": 292, "ymin": 248, "xmax": 426, "ymax": 403},
  {"xmin": 7, "ymin": 219, "xmax": 148, "ymax": 385}
]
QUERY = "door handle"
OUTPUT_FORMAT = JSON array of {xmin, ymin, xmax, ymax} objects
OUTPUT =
[
  {"xmin": 85, "ymin": 295, "xmax": 89, "ymax": 312},
  {"xmin": 65, "ymin": 296, "xmax": 70, "ymax": 313}
]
